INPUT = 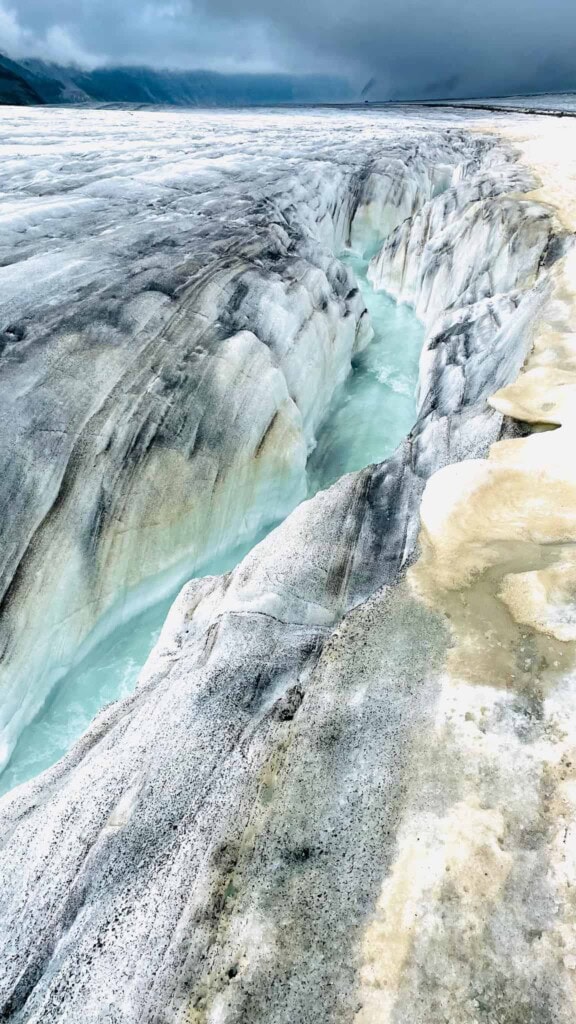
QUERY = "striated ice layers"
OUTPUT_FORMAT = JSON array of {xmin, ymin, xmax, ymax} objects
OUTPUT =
[
  {"xmin": 0, "ymin": 107, "xmax": 490, "ymax": 771},
  {"xmin": 0, "ymin": 106, "xmax": 574, "ymax": 1022},
  {"xmin": 0, "ymin": 107, "xmax": 444, "ymax": 769},
  {"xmin": 0, "ymin": 252, "xmax": 424, "ymax": 794}
]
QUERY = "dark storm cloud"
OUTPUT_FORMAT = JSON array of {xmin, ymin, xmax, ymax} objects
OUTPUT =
[
  {"xmin": 2, "ymin": 0, "xmax": 576, "ymax": 98},
  {"xmin": 0, "ymin": 1, "xmax": 275, "ymax": 71}
]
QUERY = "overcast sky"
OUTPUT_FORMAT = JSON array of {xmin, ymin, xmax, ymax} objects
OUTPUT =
[{"xmin": 2, "ymin": 0, "xmax": 576, "ymax": 98}]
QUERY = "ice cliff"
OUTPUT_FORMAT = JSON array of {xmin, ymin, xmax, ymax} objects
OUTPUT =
[{"xmin": 0, "ymin": 106, "xmax": 573, "ymax": 1022}]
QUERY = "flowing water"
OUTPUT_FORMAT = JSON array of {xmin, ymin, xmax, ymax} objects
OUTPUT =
[
  {"xmin": 0, "ymin": 251, "xmax": 424, "ymax": 795},
  {"xmin": 307, "ymin": 251, "xmax": 424, "ymax": 491}
]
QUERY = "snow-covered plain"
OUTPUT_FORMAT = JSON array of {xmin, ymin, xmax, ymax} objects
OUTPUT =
[{"xmin": 423, "ymin": 92, "xmax": 576, "ymax": 114}]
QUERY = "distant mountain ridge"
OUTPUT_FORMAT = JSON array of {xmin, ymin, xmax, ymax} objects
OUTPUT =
[
  {"xmin": 0, "ymin": 53, "xmax": 353, "ymax": 107},
  {"xmin": 0, "ymin": 53, "xmax": 47, "ymax": 105}
]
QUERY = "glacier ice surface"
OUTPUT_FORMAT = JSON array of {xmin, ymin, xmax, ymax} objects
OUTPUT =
[
  {"xmin": 0, "ymin": 105, "xmax": 475, "ymax": 771},
  {"xmin": 0, "ymin": 103, "xmax": 569, "ymax": 1024}
]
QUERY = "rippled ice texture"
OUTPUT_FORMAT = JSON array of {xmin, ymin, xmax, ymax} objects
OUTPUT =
[
  {"xmin": 0, "ymin": 104, "xmax": 444, "ymax": 793},
  {"xmin": 0, "ymin": 534, "xmax": 263, "ymax": 795},
  {"xmin": 0, "ymin": 254, "xmax": 423, "ymax": 794}
]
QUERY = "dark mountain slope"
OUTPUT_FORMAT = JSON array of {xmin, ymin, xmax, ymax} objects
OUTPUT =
[
  {"xmin": 0, "ymin": 55, "xmax": 44, "ymax": 106},
  {"xmin": 17, "ymin": 58, "xmax": 91, "ymax": 103},
  {"xmin": 18, "ymin": 58, "xmax": 354, "ymax": 106},
  {"xmin": 0, "ymin": 51, "xmax": 353, "ymax": 107}
]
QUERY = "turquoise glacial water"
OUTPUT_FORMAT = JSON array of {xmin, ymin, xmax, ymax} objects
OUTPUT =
[
  {"xmin": 307, "ymin": 250, "xmax": 424, "ymax": 492},
  {"xmin": 0, "ymin": 250, "xmax": 423, "ymax": 796}
]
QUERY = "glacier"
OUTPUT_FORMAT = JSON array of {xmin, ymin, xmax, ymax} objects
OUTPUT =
[
  {"xmin": 0, "ymin": 106, "xmax": 484, "ymax": 772},
  {"xmin": 0, "ymin": 250, "xmax": 424, "ymax": 793},
  {"xmin": 0, "ymin": 104, "xmax": 576, "ymax": 1023}
]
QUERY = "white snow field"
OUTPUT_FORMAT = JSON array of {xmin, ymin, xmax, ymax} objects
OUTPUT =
[{"xmin": 421, "ymin": 92, "xmax": 576, "ymax": 114}]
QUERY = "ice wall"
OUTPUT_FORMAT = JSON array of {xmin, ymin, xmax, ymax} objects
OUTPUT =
[
  {"xmin": 0, "ymin": 110, "xmax": 497, "ymax": 769},
  {"xmin": 0, "ymin": 113, "xmax": 566, "ymax": 1023}
]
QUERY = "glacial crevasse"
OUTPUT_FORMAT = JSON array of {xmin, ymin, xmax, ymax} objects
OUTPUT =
[
  {"xmin": 0, "ymin": 111, "xmax": 569, "ymax": 1024},
  {"xmin": 0, "ymin": 116, "xmax": 514, "ymax": 768}
]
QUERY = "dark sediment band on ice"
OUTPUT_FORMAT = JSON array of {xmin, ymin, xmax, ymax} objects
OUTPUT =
[
  {"xmin": 0, "ymin": 119, "xmax": 566, "ymax": 1021},
  {"xmin": 415, "ymin": 99, "xmax": 576, "ymax": 118}
]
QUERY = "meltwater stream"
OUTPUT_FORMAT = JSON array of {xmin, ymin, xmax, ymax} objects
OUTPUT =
[{"xmin": 0, "ymin": 251, "xmax": 424, "ymax": 796}]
